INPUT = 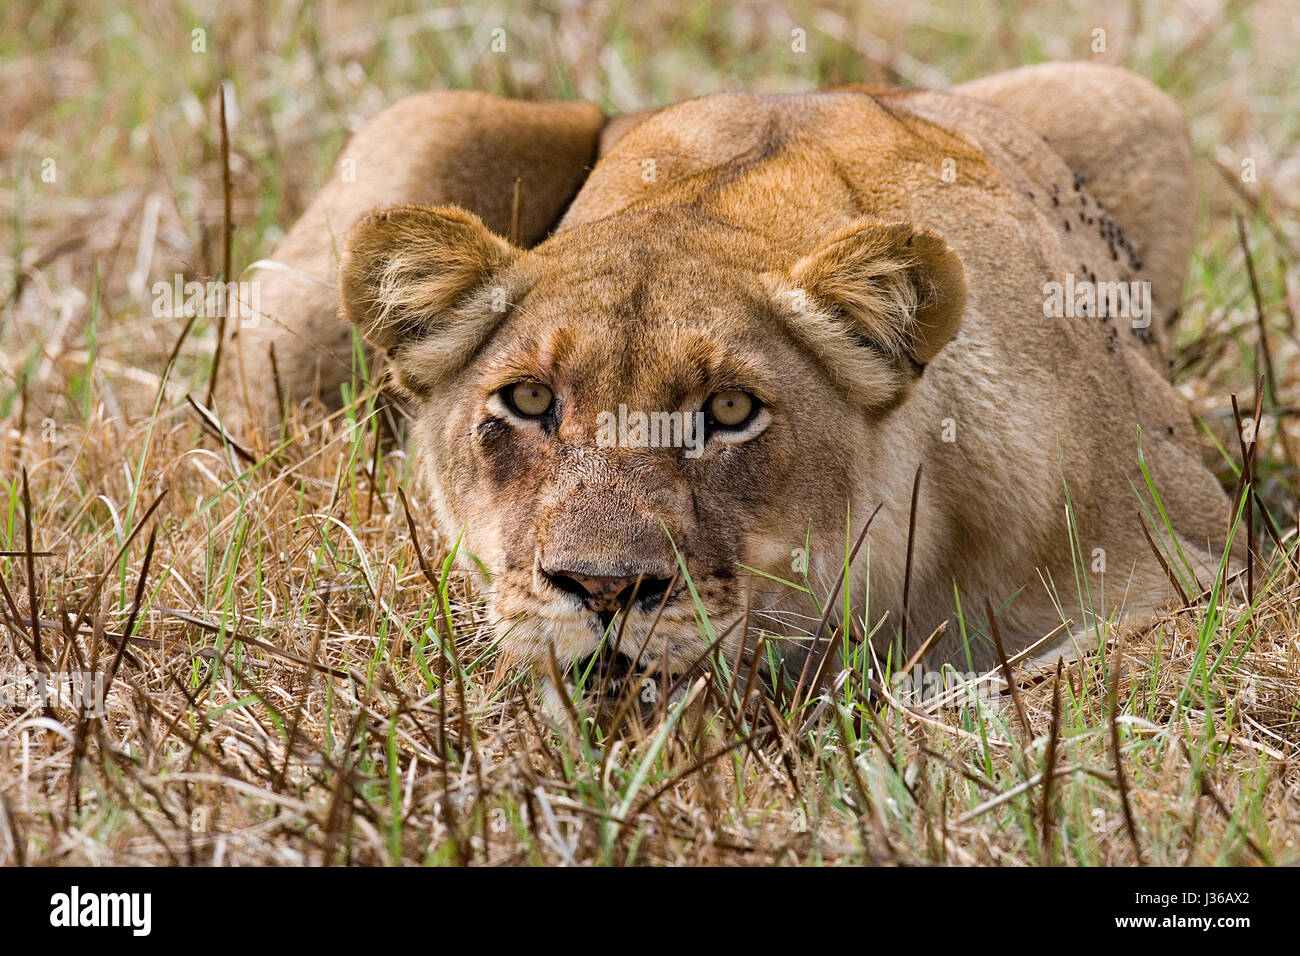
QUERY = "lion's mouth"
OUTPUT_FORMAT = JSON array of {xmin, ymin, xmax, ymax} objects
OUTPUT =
[
  {"xmin": 573, "ymin": 647, "xmax": 672, "ymax": 689},
  {"xmin": 571, "ymin": 647, "xmax": 644, "ymax": 697},
  {"xmin": 569, "ymin": 646, "xmax": 696, "ymax": 713}
]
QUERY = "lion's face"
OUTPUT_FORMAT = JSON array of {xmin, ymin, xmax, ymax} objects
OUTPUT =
[{"xmin": 340, "ymin": 203, "xmax": 964, "ymax": 703}]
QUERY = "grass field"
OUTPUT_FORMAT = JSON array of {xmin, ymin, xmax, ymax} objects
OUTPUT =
[{"xmin": 1, "ymin": 0, "xmax": 1298, "ymax": 865}]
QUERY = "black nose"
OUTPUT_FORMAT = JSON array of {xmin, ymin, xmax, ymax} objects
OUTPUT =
[{"xmin": 542, "ymin": 570, "xmax": 673, "ymax": 613}]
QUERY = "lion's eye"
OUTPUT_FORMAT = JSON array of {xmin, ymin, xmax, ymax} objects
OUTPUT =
[
  {"xmin": 504, "ymin": 381, "xmax": 554, "ymax": 418},
  {"xmin": 706, "ymin": 390, "xmax": 757, "ymax": 429}
]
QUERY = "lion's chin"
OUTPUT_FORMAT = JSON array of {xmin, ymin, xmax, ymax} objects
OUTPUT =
[
  {"xmin": 538, "ymin": 654, "xmax": 694, "ymax": 729},
  {"xmin": 489, "ymin": 597, "xmax": 739, "ymax": 725}
]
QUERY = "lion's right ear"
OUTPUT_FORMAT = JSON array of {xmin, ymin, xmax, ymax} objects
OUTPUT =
[{"xmin": 340, "ymin": 204, "xmax": 519, "ymax": 384}]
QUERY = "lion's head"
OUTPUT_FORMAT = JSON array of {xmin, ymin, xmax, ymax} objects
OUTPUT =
[{"xmin": 339, "ymin": 200, "xmax": 964, "ymax": 706}]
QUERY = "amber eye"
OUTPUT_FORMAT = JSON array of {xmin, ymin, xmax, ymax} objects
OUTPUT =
[
  {"xmin": 504, "ymin": 381, "xmax": 554, "ymax": 418},
  {"xmin": 707, "ymin": 390, "xmax": 757, "ymax": 429}
]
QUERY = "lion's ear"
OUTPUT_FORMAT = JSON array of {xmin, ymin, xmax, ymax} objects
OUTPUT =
[
  {"xmin": 788, "ymin": 220, "xmax": 965, "ymax": 370},
  {"xmin": 340, "ymin": 204, "xmax": 519, "ymax": 379}
]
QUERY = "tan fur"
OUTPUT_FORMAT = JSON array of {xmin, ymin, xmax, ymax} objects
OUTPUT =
[
  {"xmin": 253, "ymin": 65, "xmax": 1235, "ymax": 697},
  {"xmin": 954, "ymin": 62, "xmax": 1197, "ymax": 344}
]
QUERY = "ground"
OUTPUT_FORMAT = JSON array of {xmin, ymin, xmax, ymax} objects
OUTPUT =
[{"xmin": 0, "ymin": 0, "xmax": 1297, "ymax": 865}]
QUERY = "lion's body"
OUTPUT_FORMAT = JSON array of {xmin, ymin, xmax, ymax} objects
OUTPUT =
[
  {"xmin": 552, "ymin": 83, "xmax": 1228, "ymax": 665},
  {"xmin": 227, "ymin": 63, "xmax": 1232, "ymax": 688}
]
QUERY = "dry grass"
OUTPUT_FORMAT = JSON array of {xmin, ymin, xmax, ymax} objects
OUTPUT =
[{"xmin": 1, "ymin": 0, "xmax": 1298, "ymax": 866}]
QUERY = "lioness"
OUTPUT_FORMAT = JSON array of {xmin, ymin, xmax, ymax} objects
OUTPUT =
[{"xmin": 223, "ymin": 63, "xmax": 1233, "ymax": 702}]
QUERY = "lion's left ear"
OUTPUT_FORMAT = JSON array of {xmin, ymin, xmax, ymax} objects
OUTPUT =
[{"xmin": 787, "ymin": 219, "xmax": 966, "ymax": 370}]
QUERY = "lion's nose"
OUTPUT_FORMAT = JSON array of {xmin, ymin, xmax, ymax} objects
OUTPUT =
[{"xmin": 541, "ymin": 569, "xmax": 673, "ymax": 613}]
